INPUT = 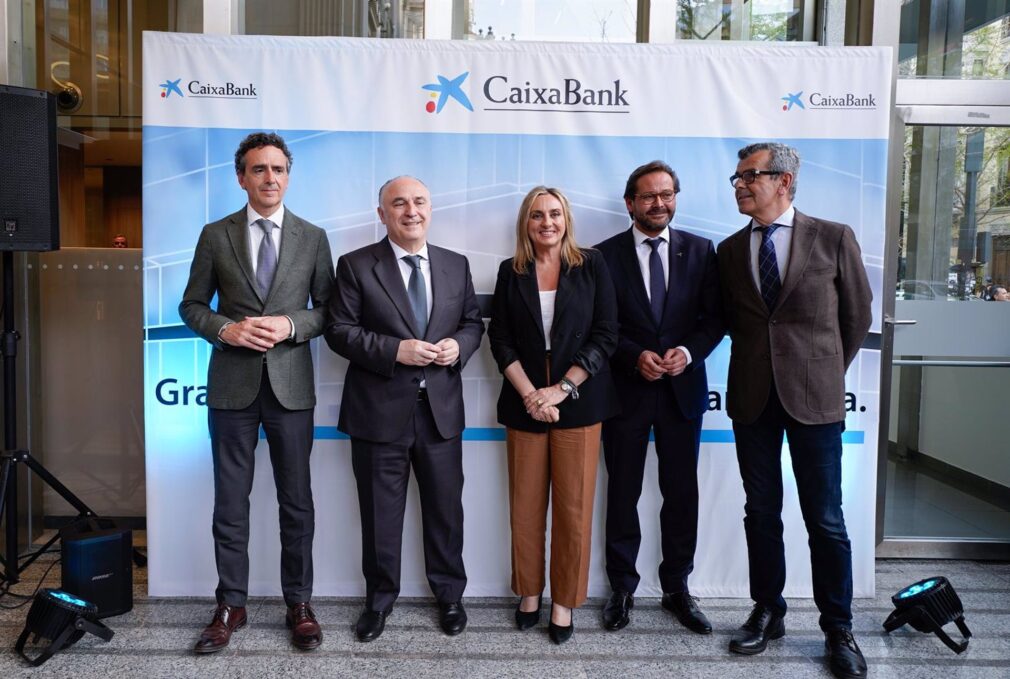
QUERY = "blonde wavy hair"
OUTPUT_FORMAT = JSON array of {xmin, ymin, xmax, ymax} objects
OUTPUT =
[{"xmin": 511, "ymin": 186, "xmax": 586, "ymax": 274}]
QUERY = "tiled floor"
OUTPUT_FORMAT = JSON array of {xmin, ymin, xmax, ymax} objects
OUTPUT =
[{"xmin": 0, "ymin": 554, "xmax": 1007, "ymax": 678}]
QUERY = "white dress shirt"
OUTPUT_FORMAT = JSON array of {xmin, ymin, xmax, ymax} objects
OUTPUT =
[
  {"xmin": 246, "ymin": 204, "xmax": 285, "ymax": 275},
  {"xmin": 388, "ymin": 239, "xmax": 434, "ymax": 323},
  {"xmin": 749, "ymin": 205, "xmax": 795, "ymax": 292},
  {"xmin": 630, "ymin": 223, "xmax": 691, "ymax": 365}
]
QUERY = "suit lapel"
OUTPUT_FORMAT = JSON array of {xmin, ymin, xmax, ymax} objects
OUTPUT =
[
  {"xmin": 552, "ymin": 260, "xmax": 576, "ymax": 340},
  {"xmin": 618, "ymin": 228, "xmax": 653, "ymax": 324},
  {"xmin": 516, "ymin": 265, "xmax": 545, "ymax": 344},
  {"xmin": 661, "ymin": 229, "xmax": 687, "ymax": 325},
  {"xmin": 775, "ymin": 211, "xmax": 817, "ymax": 310},
  {"xmin": 373, "ymin": 237, "xmax": 423, "ymax": 338},
  {"xmin": 224, "ymin": 209, "xmax": 262, "ymax": 303},
  {"xmin": 734, "ymin": 225, "xmax": 767, "ymax": 314},
  {"xmin": 267, "ymin": 210, "xmax": 303, "ymax": 303},
  {"xmin": 426, "ymin": 245, "xmax": 451, "ymax": 341}
]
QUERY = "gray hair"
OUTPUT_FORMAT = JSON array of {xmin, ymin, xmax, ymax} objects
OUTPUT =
[
  {"xmin": 738, "ymin": 142, "xmax": 800, "ymax": 198},
  {"xmin": 378, "ymin": 175, "xmax": 429, "ymax": 204}
]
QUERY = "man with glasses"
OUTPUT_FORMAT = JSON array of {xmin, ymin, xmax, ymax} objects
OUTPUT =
[
  {"xmin": 717, "ymin": 143, "xmax": 872, "ymax": 679},
  {"xmin": 595, "ymin": 160, "xmax": 723, "ymax": 633}
]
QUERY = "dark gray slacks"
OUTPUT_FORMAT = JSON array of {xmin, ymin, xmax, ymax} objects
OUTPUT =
[
  {"xmin": 351, "ymin": 395, "xmax": 466, "ymax": 613},
  {"xmin": 208, "ymin": 369, "xmax": 315, "ymax": 608}
]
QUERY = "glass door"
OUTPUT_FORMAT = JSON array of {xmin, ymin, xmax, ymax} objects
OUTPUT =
[{"xmin": 878, "ymin": 116, "xmax": 1010, "ymax": 558}]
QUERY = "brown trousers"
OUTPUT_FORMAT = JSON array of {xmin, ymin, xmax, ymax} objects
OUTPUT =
[{"xmin": 506, "ymin": 423, "xmax": 601, "ymax": 609}]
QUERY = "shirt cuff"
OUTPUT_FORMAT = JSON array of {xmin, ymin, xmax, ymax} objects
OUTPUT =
[
  {"xmin": 676, "ymin": 345, "xmax": 692, "ymax": 366},
  {"xmin": 217, "ymin": 322, "xmax": 233, "ymax": 344},
  {"xmin": 285, "ymin": 315, "xmax": 296, "ymax": 341}
]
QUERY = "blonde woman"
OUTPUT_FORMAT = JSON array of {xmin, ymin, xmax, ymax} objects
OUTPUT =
[{"xmin": 488, "ymin": 186, "xmax": 618, "ymax": 644}]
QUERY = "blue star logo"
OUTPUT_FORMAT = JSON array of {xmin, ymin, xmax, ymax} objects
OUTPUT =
[
  {"xmin": 421, "ymin": 72, "xmax": 474, "ymax": 113},
  {"xmin": 781, "ymin": 91, "xmax": 804, "ymax": 110},
  {"xmin": 159, "ymin": 78, "xmax": 183, "ymax": 98}
]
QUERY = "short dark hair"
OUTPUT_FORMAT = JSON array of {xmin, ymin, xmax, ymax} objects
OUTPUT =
[
  {"xmin": 623, "ymin": 160, "xmax": 681, "ymax": 202},
  {"xmin": 234, "ymin": 132, "xmax": 293, "ymax": 174}
]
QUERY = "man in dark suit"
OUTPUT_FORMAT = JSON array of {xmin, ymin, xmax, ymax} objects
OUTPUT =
[
  {"xmin": 180, "ymin": 132, "xmax": 334, "ymax": 653},
  {"xmin": 717, "ymin": 143, "xmax": 871, "ymax": 679},
  {"xmin": 325, "ymin": 176, "xmax": 484, "ymax": 642},
  {"xmin": 595, "ymin": 161, "xmax": 723, "ymax": 633}
]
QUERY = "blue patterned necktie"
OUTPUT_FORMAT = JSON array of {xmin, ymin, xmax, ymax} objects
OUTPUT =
[
  {"xmin": 757, "ymin": 224, "xmax": 781, "ymax": 310},
  {"xmin": 402, "ymin": 254, "xmax": 428, "ymax": 337},
  {"xmin": 255, "ymin": 219, "xmax": 277, "ymax": 297},
  {"xmin": 646, "ymin": 237, "xmax": 666, "ymax": 325}
]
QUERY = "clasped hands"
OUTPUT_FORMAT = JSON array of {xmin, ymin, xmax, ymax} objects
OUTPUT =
[
  {"xmin": 522, "ymin": 385, "xmax": 566, "ymax": 424},
  {"xmin": 220, "ymin": 316, "xmax": 292, "ymax": 351},
  {"xmin": 396, "ymin": 338, "xmax": 460, "ymax": 367},
  {"xmin": 637, "ymin": 348, "xmax": 688, "ymax": 381}
]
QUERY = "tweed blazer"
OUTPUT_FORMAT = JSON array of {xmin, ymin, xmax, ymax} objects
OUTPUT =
[
  {"xmin": 179, "ymin": 207, "xmax": 334, "ymax": 410},
  {"xmin": 716, "ymin": 210, "xmax": 872, "ymax": 425}
]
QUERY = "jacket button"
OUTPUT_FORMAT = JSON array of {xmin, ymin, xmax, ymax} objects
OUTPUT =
[
  {"xmin": 575, "ymin": 331, "xmax": 583, "ymax": 337},
  {"xmin": 412, "ymin": 377, "xmax": 420, "ymax": 384}
]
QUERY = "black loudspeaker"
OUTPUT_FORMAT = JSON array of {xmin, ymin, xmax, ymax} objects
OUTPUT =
[
  {"xmin": 60, "ymin": 519, "xmax": 133, "ymax": 618},
  {"xmin": 0, "ymin": 84, "xmax": 60, "ymax": 251}
]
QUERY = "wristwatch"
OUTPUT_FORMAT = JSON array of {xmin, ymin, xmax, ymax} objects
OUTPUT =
[{"xmin": 558, "ymin": 377, "xmax": 580, "ymax": 400}]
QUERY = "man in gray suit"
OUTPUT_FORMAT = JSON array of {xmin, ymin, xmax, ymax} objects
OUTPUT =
[
  {"xmin": 717, "ymin": 142, "xmax": 871, "ymax": 679},
  {"xmin": 325, "ymin": 176, "xmax": 484, "ymax": 642},
  {"xmin": 180, "ymin": 132, "xmax": 333, "ymax": 653}
]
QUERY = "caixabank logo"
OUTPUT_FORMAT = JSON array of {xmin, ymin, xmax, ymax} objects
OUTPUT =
[
  {"xmin": 157, "ymin": 77, "xmax": 259, "ymax": 100},
  {"xmin": 420, "ymin": 70, "xmax": 630, "ymax": 114},
  {"xmin": 780, "ymin": 89, "xmax": 876, "ymax": 112}
]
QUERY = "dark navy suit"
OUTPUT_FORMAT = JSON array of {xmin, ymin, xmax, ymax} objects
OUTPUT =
[{"xmin": 595, "ymin": 227, "xmax": 723, "ymax": 594}]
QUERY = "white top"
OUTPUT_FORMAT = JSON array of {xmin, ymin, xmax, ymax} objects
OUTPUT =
[
  {"xmin": 749, "ymin": 205, "xmax": 795, "ymax": 292},
  {"xmin": 388, "ymin": 239, "xmax": 433, "ymax": 324},
  {"xmin": 246, "ymin": 203, "xmax": 285, "ymax": 274},
  {"xmin": 539, "ymin": 290, "xmax": 556, "ymax": 351}
]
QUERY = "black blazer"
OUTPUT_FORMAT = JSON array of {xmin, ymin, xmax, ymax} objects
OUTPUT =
[
  {"xmin": 488, "ymin": 248, "xmax": 619, "ymax": 432},
  {"xmin": 595, "ymin": 227, "xmax": 723, "ymax": 420},
  {"xmin": 324, "ymin": 237, "xmax": 485, "ymax": 443}
]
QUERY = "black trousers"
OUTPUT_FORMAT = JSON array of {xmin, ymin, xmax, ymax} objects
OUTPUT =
[
  {"xmin": 208, "ymin": 370, "xmax": 315, "ymax": 608},
  {"xmin": 351, "ymin": 393, "xmax": 466, "ymax": 613},
  {"xmin": 602, "ymin": 383, "xmax": 702, "ymax": 594}
]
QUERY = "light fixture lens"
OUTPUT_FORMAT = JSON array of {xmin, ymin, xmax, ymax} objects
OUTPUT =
[
  {"xmin": 897, "ymin": 578, "xmax": 939, "ymax": 599},
  {"xmin": 49, "ymin": 590, "xmax": 90, "ymax": 608}
]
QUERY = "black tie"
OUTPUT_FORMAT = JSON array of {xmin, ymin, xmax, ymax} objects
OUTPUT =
[
  {"xmin": 402, "ymin": 254, "xmax": 428, "ymax": 337},
  {"xmin": 646, "ymin": 237, "xmax": 666, "ymax": 325},
  {"xmin": 757, "ymin": 224, "xmax": 782, "ymax": 310}
]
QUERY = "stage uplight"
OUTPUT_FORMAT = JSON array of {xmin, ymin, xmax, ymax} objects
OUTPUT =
[
  {"xmin": 883, "ymin": 576, "xmax": 971, "ymax": 654},
  {"xmin": 15, "ymin": 588, "xmax": 114, "ymax": 666}
]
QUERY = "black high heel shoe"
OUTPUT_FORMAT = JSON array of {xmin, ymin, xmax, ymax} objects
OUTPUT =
[
  {"xmin": 515, "ymin": 595, "xmax": 542, "ymax": 630},
  {"xmin": 548, "ymin": 604, "xmax": 574, "ymax": 644}
]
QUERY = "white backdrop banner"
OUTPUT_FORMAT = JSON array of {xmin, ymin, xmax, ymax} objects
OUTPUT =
[{"xmin": 142, "ymin": 32, "xmax": 891, "ymax": 599}]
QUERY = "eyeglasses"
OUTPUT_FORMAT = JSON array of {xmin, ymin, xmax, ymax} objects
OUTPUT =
[
  {"xmin": 729, "ymin": 170, "xmax": 782, "ymax": 186},
  {"xmin": 635, "ymin": 190, "xmax": 677, "ymax": 204}
]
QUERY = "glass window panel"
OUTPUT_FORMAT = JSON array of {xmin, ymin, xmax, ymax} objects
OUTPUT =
[
  {"xmin": 898, "ymin": 0, "xmax": 1010, "ymax": 80},
  {"xmin": 674, "ymin": 0, "xmax": 803, "ymax": 42},
  {"xmin": 454, "ymin": 0, "xmax": 636, "ymax": 42},
  {"xmin": 899, "ymin": 125, "xmax": 1010, "ymax": 301},
  {"xmin": 241, "ymin": 0, "xmax": 422, "ymax": 38}
]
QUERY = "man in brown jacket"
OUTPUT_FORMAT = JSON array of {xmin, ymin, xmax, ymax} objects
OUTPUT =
[{"xmin": 717, "ymin": 142, "xmax": 872, "ymax": 679}]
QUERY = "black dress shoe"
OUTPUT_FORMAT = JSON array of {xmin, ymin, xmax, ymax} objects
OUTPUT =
[
  {"xmin": 825, "ymin": 629, "xmax": 867, "ymax": 678},
  {"xmin": 355, "ymin": 608, "xmax": 389, "ymax": 642},
  {"xmin": 602, "ymin": 591, "xmax": 633, "ymax": 631},
  {"xmin": 729, "ymin": 604, "xmax": 785, "ymax": 655},
  {"xmin": 515, "ymin": 595, "xmax": 542, "ymax": 631},
  {"xmin": 438, "ymin": 600, "xmax": 467, "ymax": 636},
  {"xmin": 548, "ymin": 605, "xmax": 574, "ymax": 645},
  {"xmin": 661, "ymin": 592, "xmax": 712, "ymax": 634}
]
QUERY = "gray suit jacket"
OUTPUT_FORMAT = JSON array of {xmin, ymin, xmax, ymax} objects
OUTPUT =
[
  {"xmin": 716, "ymin": 210, "xmax": 872, "ymax": 425},
  {"xmin": 179, "ymin": 207, "xmax": 334, "ymax": 410},
  {"xmin": 324, "ymin": 237, "xmax": 485, "ymax": 443}
]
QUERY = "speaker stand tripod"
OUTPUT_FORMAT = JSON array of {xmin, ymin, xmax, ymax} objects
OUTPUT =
[{"xmin": 0, "ymin": 251, "xmax": 144, "ymax": 588}]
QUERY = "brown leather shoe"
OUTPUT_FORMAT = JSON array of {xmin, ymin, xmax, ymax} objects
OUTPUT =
[
  {"xmin": 286, "ymin": 602, "xmax": 322, "ymax": 650},
  {"xmin": 194, "ymin": 603, "xmax": 247, "ymax": 654}
]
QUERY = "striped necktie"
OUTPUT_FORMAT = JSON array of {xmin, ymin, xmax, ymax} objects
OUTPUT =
[{"xmin": 756, "ymin": 224, "xmax": 781, "ymax": 310}]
